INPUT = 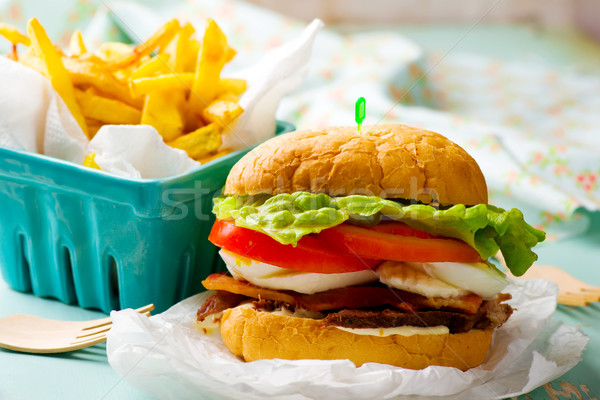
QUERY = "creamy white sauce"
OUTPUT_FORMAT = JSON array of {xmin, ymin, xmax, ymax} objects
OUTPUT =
[
  {"xmin": 335, "ymin": 325, "xmax": 450, "ymax": 337},
  {"xmin": 268, "ymin": 306, "xmax": 323, "ymax": 319}
]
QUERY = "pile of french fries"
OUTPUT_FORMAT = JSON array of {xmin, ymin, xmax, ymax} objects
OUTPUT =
[{"xmin": 0, "ymin": 18, "xmax": 246, "ymax": 165}]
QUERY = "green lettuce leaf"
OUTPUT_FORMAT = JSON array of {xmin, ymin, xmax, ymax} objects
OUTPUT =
[{"xmin": 213, "ymin": 192, "xmax": 545, "ymax": 276}]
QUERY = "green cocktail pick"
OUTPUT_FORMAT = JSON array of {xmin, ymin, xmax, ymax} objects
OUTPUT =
[{"xmin": 355, "ymin": 97, "xmax": 366, "ymax": 131}]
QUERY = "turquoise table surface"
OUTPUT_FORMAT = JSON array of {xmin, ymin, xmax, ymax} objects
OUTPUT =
[{"xmin": 2, "ymin": 24, "xmax": 600, "ymax": 400}]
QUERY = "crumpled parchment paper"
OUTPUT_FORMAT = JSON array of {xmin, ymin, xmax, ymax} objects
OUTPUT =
[{"xmin": 106, "ymin": 278, "xmax": 587, "ymax": 400}]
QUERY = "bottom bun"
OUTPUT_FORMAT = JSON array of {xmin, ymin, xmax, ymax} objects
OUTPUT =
[{"xmin": 220, "ymin": 306, "xmax": 493, "ymax": 371}]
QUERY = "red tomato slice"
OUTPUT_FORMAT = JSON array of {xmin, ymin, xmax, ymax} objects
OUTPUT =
[
  {"xmin": 209, "ymin": 219, "xmax": 380, "ymax": 274},
  {"xmin": 317, "ymin": 222, "xmax": 481, "ymax": 263},
  {"xmin": 361, "ymin": 221, "xmax": 438, "ymax": 239}
]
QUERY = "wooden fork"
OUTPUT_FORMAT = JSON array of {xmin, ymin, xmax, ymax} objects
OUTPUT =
[
  {"xmin": 497, "ymin": 254, "xmax": 600, "ymax": 306},
  {"xmin": 512, "ymin": 265, "xmax": 600, "ymax": 306},
  {"xmin": 0, "ymin": 304, "xmax": 154, "ymax": 353}
]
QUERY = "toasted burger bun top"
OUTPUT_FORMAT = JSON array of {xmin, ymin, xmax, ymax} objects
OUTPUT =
[{"xmin": 224, "ymin": 124, "xmax": 488, "ymax": 206}]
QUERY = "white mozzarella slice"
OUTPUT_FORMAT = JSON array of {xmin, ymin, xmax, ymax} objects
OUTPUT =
[
  {"xmin": 376, "ymin": 261, "xmax": 469, "ymax": 298},
  {"xmin": 219, "ymin": 249, "xmax": 378, "ymax": 294},
  {"xmin": 405, "ymin": 261, "xmax": 509, "ymax": 299}
]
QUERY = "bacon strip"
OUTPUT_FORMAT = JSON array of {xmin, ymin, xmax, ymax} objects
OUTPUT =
[
  {"xmin": 202, "ymin": 274, "xmax": 297, "ymax": 304},
  {"xmin": 197, "ymin": 291, "xmax": 247, "ymax": 321},
  {"xmin": 201, "ymin": 274, "xmax": 483, "ymax": 315}
]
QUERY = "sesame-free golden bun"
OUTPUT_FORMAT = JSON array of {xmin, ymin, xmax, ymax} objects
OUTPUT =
[
  {"xmin": 220, "ymin": 306, "xmax": 493, "ymax": 371},
  {"xmin": 224, "ymin": 124, "xmax": 488, "ymax": 206}
]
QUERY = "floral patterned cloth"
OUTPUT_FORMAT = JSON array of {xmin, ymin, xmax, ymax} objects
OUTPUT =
[
  {"xmin": 422, "ymin": 55, "xmax": 600, "ymax": 209},
  {"xmin": 1, "ymin": 0, "xmax": 597, "ymax": 239}
]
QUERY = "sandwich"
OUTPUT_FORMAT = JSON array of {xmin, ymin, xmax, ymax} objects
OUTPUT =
[{"xmin": 196, "ymin": 124, "xmax": 545, "ymax": 371}]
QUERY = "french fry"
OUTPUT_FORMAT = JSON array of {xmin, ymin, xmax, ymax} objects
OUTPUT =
[
  {"xmin": 7, "ymin": 44, "xmax": 17, "ymax": 61},
  {"xmin": 167, "ymin": 122, "xmax": 222, "ymax": 159},
  {"xmin": 219, "ymin": 78, "xmax": 247, "ymax": 96},
  {"xmin": 107, "ymin": 19, "xmax": 180, "ymax": 71},
  {"xmin": 69, "ymin": 30, "xmax": 87, "ymax": 57},
  {"xmin": 113, "ymin": 61, "xmax": 144, "ymax": 83},
  {"xmin": 130, "ymin": 54, "xmax": 170, "ymax": 79},
  {"xmin": 75, "ymin": 89, "xmax": 141, "ymax": 125},
  {"xmin": 216, "ymin": 92, "xmax": 240, "ymax": 102},
  {"xmin": 82, "ymin": 86, "xmax": 104, "ymax": 97},
  {"xmin": 27, "ymin": 18, "xmax": 88, "ymax": 137},
  {"xmin": 0, "ymin": 22, "xmax": 30, "ymax": 46},
  {"xmin": 5, "ymin": 17, "xmax": 247, "ymax": 168},
  {"xmin": 74, "ymin": 52, "xmax": 107, "ymax": 65},
  {"xmin": 182, "ymin": 38, "xmax": 200, "ymax": 73},
  {"xmin": 130, "ymin": 73, "xmax": 194, "ymax": 98},
  {"xmin": 97, "ymin": 42, "xmax": 133, "ymax": 63},
  {"xmin": 141, "ymin": 91, "xmax": 185, "ymax": 141},
  {"xmin": 63, "ymin": 57, "xmax": 143, "ymax": 108},
  {"xmin": 196, "ymin": 147, "xmax": 233, "ymax": 164},
  {"xmin": 202, "ymin": 98, "xmax": 243, "ymax": 128},
  {"xmin": 17, "ymin": 46, "xmax": 43, "ymax": 71},
  {"xmin": 83, "ymin": 153, "xmax": 101, "ymax": 169},
  {"xmin": 161, "ymin": 22, "xmax": 195, "ymax": 73},
  {"xmin": 188, "ymin": 19, "xmax": 235, "ymax": 118},
  {"xmin": 85, "ymin": 118, "xmax": 104, "ymax": 138}
]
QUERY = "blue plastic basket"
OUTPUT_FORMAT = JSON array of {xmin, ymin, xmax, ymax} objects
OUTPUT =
[{"xmin": 0, "ymin": 121, "xmax": 295, "ymax": 313}]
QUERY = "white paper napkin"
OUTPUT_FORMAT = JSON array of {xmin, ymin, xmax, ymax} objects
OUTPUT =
[
  {"xmin": 89, "ymin": 125, "xmax": 200, "ymax": 179},
  {"xmin": 107, "ymin": 279, "xmax": 587, "ymax": 400},
  {"xmin": 222, "ymin": 19, "xmax": 323, "ymax": 150},
  {"xmin": 0, "ymin": 56, "xmax": 89, "ymax": 162}
]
